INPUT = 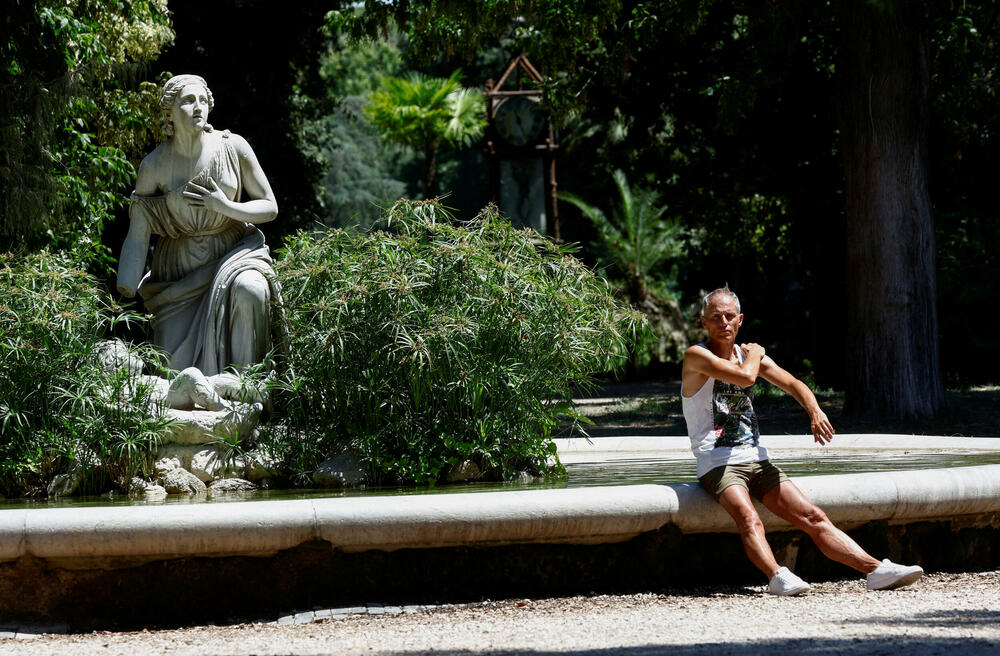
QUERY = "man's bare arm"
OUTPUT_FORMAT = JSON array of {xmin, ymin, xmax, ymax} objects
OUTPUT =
[
  {"xmin": 759, "ymin": 356, "xmax": 834, "ymax": 444},
  {"xmin": 682, "ymin": 343, "xmax": 766, "ymax": 388}
]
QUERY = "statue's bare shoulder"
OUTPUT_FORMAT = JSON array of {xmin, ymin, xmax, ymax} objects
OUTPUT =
[
  {"xmin": 221, "ymin": 131, "xmax": 275, "ymax": 203},
  {"xmin": 135, "ymin": 141, "xmax": 172, "ymax": 195},
  {"xmin": 224, "ymin": 131, "xmax": 258, "ymax": 161}
]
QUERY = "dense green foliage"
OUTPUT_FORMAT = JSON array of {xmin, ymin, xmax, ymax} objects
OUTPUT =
[
  {"xmin": 334, "ymin": 1, "xmax": 1000, "ymax": 390},
  {"xmin": 366, "ymin": 70, "xmax": 487, "ymax": 197},
  {"xmin": 301, "ymin": 95, "xmax": 410, "ymax": 231},
  {"xmin": 302, "ymin": 31, "xmax": 411, "ymax": 230},
  {"xmin": 270, "ymin": 200, "xmax": 641, "ymax": 485},
  {"xmin": 560, "ymin": 169, "xmax": 692, "ymax": 369},
  {"xmin": 0, "ymin": 252, "xmax": 171, "ymax": 497},
  {"xmin": 1, "ymin": 0, "xmax": 173, "ymax": 267},
  {"xmin": 929, "ymin": 9, "xmax": 1000, "ymax": 386},
  {"xmin": 560, "ymin": 169, "xmax": 686, "ymax": 304}
]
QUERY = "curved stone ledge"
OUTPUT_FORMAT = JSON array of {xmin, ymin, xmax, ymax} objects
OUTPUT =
[
  {"xmin": 553, "ymin": 434, "xmax": 1000, "ymax": 455},
  {"xmin": 1, "ymin": 463, "xmax": 998, "ymax": 567}
]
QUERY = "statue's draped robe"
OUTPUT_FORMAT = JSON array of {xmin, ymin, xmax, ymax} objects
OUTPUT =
[{"xmin": 131, "ymin": 131, "xmax": 279, "ymax": 375}]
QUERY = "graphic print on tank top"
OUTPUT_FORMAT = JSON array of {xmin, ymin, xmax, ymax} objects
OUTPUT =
[{"xmin": 712, "ymin": 378, "xmax": 760, "ymax": 448}]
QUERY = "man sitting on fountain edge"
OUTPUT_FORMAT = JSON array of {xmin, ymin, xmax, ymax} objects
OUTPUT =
[{"xmin": 680, "ymin": 286, "xmax": 923, "ymax": 596}]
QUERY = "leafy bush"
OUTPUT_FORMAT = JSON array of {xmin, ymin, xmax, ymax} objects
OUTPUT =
[
  {"xmin": 271, "ymin": 200, "xmax": 642, "ymax": 485},
  {"xmin": 560, "ymin": 169, "xmax": 693, "ymax": 368},
  {"xmin": 2, "ymin": 2, "xmax": 173, "ymax": 268},
  {"xmin": 0, "ymin": 252, "xmax": 170, "ymax": 497},
  {"xmin": 560, "ymin": 169, "xmax": 686, "ymax": 305}
]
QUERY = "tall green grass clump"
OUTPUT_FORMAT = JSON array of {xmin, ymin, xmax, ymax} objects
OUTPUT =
[
  {"xmin": 0, "ymin": 251, "xmax": 169, "ymax": 497},
  {"xmin": 272, "ymin": 200, "xmax": 643, "ymax": 485}
]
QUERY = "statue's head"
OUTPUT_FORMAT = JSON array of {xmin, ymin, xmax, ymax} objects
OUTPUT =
[{"xmin": 160, "ymin": 74, "xmax": 215, "ymax": 137}]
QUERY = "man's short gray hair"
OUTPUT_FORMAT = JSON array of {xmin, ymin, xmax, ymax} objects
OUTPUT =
[{"xmin": 701, "ymin": 286, "xmax": 740, "ymax": 316}]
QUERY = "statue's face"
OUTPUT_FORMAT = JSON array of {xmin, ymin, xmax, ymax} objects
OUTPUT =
[{"xmin": 171, "ymin": 83, "xmax": 210, "ymax": 134}]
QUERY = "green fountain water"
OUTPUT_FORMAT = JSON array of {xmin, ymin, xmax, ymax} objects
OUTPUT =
[{"xmin": 4, "ymin": 448, "xmax": 1000, "ymax": 510}]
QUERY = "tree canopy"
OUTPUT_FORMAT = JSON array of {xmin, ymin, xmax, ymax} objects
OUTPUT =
[
  {"xmin": 366, "ymin": 70, "xmax": 486, "ymax": 197},
  {"xmin": 1, "ymin": 0, "xmax": 173, "ymax": 266},
  {"xmin": 5, "ymin": 0, "xmax": 1000, "ymax": 414},
  {"xmin": 334, "ymin": 0, "xmax": 1000, "ymax": 413}
]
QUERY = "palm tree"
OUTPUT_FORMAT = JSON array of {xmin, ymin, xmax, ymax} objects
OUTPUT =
[
  {"xmin": 366, "ymin": 70, "xmax": 486, "ymax": 198},
  {"xmin": 560, "ymin": 169, "xmax": 684, "ymax": 304}
]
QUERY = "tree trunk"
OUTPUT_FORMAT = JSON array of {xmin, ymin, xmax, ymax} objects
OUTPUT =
[
  {"xmin": 837, "ymin": 0, "xmax": 943, "ymax": 418},
  {"xmin": 424, "ymin": 144, "xmax": 438, "ymax": 198}
]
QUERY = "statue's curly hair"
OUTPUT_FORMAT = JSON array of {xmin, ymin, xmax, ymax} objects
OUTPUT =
[{"xmin": 160, "ymin": 74, "xmax": 215, "ymax": 137}]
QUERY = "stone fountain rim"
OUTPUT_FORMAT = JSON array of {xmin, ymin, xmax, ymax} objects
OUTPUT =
[{"xmin": 0, "ymin": 433, "xmax": 997, "ymax": 568}]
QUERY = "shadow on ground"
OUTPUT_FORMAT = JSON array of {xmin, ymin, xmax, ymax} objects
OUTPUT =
[
  {"xmin": 843, "ymin": 608, "xmax": 1000, "ymax": 628},
  {"xmin": 294, "ymin": 636, "xmax": 1000, "ymax": 656}
]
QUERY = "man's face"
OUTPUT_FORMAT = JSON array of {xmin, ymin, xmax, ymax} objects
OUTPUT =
[{"xmin": 701, "ymin": 293, "xmax": 742, "ymax": 341}]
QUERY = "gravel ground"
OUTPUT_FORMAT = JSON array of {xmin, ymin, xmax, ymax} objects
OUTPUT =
[{"xmin": 3, "ymin": 570, "xmax": 998, "ymax": 655}]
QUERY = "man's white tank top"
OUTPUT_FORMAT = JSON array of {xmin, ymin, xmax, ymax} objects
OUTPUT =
[{"xmin": 681, "ymin": 344, "xmax": 769, "ymax": 477}]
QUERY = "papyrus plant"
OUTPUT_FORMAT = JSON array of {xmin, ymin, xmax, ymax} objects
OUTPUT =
[{"xmin": 271, "ymin": 200, "xmax": 642, "ymax": 485}]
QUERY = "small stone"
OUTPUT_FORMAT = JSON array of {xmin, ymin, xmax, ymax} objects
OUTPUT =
[
  {"xmin": 208, "ymin": 478, "xmax": 257, "ymax": 494},
  {"xmin": 143, "ymin": 484, "xmax": 167, "ymax": 501},
  {"xmin": 127, "ymin": 477, "xmax": 148, "ymax": 496},
  {"xmin": 161, "ymin": 468, "xmax": 207, "ymax": 495},
  {"xmin": 445, "ymin": 459, "xmax": 482, "ymax": 483},
  {"xmin": 190, "ymin": 447, "xmax": 227, "ymax": 482},
  {"xmin": 154, "ymin": 454, "xmax": 183, "ymax": 478},
  {"xmin": 512, "ymin": 471, "xmax": 540, "ymax": 484},
  {"xmin": 46, "ymin": 472, "xmax": 82, "ymax": 498},
  {"xmin": 243, "ymin": 450, "xmax": 279, "ymax": 482},
  {"xmin": 162, "ymin": 404, "xmax": 261, "ymax": 446},
  {"xmin": 313, "ymin": 452, "xmax": 366, "ymax": 488}
]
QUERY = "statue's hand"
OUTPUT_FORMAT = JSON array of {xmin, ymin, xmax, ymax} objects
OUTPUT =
[{"xmin": 182, "ymin": 177, "xmax": 229, "ymax": 214}]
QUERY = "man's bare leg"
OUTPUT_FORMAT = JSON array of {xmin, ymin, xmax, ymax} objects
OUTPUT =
[
  {"xmin": 762, "ymin": 480, "xmax": 881, "ymax": 573},
  {"xmin": 717, "ymin": 484, "xmax": 781, "ymax": 578}
]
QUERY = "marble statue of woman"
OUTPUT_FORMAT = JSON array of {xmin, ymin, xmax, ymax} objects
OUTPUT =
[{"xmin": 117, "ymin": 74, "xmax": 279, "ymax": 375}]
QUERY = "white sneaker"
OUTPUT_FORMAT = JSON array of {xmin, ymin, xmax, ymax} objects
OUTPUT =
[
  {"xmin": 768, "ymin": 566, "xmax": 811, "ymax": 596},
  {"xmin": 866, "ymin": 559, "xmax": 924, "ymax": 591}
]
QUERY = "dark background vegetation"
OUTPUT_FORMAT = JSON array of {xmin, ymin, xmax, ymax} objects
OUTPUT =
[{"xmin": 4, "ymin": 0, "xmax": 999, "ymax": 396}]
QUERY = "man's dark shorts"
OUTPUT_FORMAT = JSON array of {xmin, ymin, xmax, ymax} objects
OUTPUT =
[{"xmin": 698, "ymin": 460, "xmax": 789, "ymax": 501}]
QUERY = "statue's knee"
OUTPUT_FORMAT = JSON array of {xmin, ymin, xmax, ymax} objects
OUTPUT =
[{"xmin": 232, "ymin": 271, "xmax": 269, "ymax": 310}]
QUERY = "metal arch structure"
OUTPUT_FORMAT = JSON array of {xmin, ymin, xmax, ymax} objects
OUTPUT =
[{"xmin": 484, "ymin": 54, "xmax": 560, "ymax": 241}]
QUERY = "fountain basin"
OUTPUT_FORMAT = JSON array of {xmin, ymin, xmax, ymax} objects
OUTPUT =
[{"xmin": 1, "ymin": 434, "xmax": 997, "ymax": 625}]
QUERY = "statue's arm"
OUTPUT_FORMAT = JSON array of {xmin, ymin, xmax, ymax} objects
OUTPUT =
[
  {"xmin": 233, "ymin": 134, "xmax": 278, "ymax": 224},
  {"xmin": 182, "ymin": 134, "xmax": 278, "ymax": 224},
  {"xmin": 117, "ymin": 210, "xmax": 151, "ymax": 297},
  {"xmin": 116, "ymin": 159, "xmax": 156, "ymax": 297}
]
